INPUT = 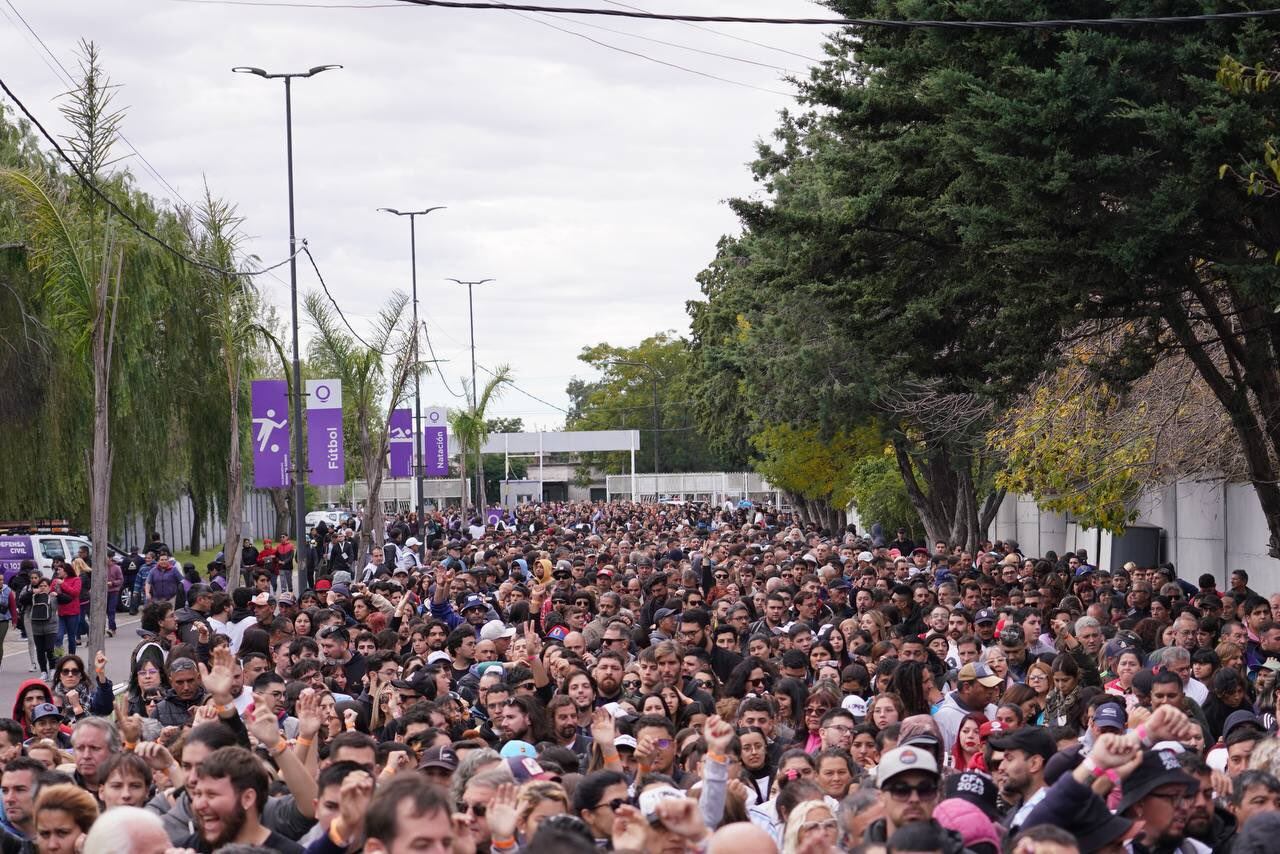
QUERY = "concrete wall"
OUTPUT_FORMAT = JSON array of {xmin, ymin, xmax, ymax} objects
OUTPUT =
[{"xmin": 991, "ymin": 478, "xmax": 1280, "ymax": 591}]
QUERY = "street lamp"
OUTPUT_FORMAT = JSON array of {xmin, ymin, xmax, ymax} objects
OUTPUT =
[
  {"xmin": 446, "ymin": 278, "xmax": 494, "ymax": 510},
  {"xmin": 604, "ymin": 359, "xmax": 662, "ymax": 474},
  {"xmin": 234, "ymin": 63, "xmax": 341, "ymax": 593},
  {"xmin": 378, "ymin": 206, "xmax": 445, "ymax": 527}
]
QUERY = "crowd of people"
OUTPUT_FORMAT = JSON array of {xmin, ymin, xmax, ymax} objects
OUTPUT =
[{"xmin": 2, "ymin": 499, "xmax": 1280, "ymax": 854}]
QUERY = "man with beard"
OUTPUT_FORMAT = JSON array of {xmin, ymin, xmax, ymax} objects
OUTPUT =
[
  {"xmin": 182, "ymin": 746, "xmax": 304, "ymax": 854},
  {"xmin": 1179, "ymin": 753, "xmax": 1237, "ymax": 852},
  {"xmin": 548, "ymin": 695, "xmax": 591, "ymax": 759},
  {"xmin": 990, "ymin": 726, "xmax": 1054, "ymax": 832},
  {"xmin": 592, "ymin": 650, "xmax": 626, "ymax": 705}
]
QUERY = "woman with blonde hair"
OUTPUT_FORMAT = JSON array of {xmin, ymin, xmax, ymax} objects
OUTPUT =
[
  {"xmin": 35, "ymin": 783, "xmax": 97, "ymax": 854},
  {"xmin": 859, "ymin": 609, "xmax": 890, "ymax": 643},
  {"xmin": 782, "ymin": 797, "xmax": 839, "ymax": 854}
]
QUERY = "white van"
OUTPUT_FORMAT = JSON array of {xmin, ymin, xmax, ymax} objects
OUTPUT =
[{"xmin": 0, "ymin": 532, "xmax": 94, "ymax": 581}]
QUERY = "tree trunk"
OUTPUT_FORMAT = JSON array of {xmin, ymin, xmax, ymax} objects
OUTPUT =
[
  {"xmin": 87, "ymin": 248, "xmax": 121, "ymax": 658},
  {"xmin": 268, "ymin": 487, "xmax": 290, "ymax": 539},
  {"xmin": 458, "ymin": 442, "xmax": 469, "ymax": 513},
  {"xmin": 223, "ymin": 360, "xmax": 244, "ymax": 581},
  {"xmin": 477, "ymin": 448, "xmax": 487, "ymax": 515},
  {"xmin": 143, "ymin": 502, "xmax": 159, "ymax": 551},
  {"xmin": 188, "ymin": 484, "xmax": 205, "ymax": 555},
  {"xmin": 364, "ymin": 435, "xmax": 385, "ymax": 563}
]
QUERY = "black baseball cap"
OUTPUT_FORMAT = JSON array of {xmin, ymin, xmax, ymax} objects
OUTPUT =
[{"xmin": 989, "ymin": 726, "xmax": 1056, "ymax": 761}]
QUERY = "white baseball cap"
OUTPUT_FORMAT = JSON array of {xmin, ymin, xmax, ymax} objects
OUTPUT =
[{"xmin": 876, "ymin": 746, "xmax": 940, "ymax": 787}]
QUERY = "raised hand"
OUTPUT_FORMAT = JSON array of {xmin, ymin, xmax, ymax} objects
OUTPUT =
[
  {"xmin": 523, "ymin": 620, "xmax": 542, "ymax": 658},
  {"xmin": 653, "ymin": 798, "xmax": 708, "ymax": 843},
  {"xmin": 590, "ymin": 706, "xmax": 617, "ymax": 748},
  {"xmin": 485, "ymin": 782, "xmax": 519, "ymax": 840},
  {"xmin": 191, "ymin": 701, "xmax": 220, "ymax": 728},
  {"xmin": 135, "ymin": 740, "xmax": 177, "ymax": 772},
  {"xmin": 296, "ymin": 689, "xmax": 323, "ymax": 740},
  {"xmin": 248, "ymin": 701, "xmax": 282, "ymax": 750},
  {"xmin": 338, "ymin": 770, "xmax": 374, "ymax": 842},
  {"xmin": 610, "ymin": 804, "xmax": 650, "ymax": 852},
  {"xmin": 199, "ymin": 647, "xmax": 236, "ymax": 703},
  {"xmin": 702, "ymin": 714, "xmax": 734, "ymax": 756},
  {"xmin": 1143, "ymin": 704, "xmax": 1199, "ymax": 745},
  {"xmin": 94, "ymin": 651, "xmax": 108, "ymax": 682}
]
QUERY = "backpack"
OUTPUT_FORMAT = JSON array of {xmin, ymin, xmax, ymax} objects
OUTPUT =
[{"xmin": 29, "ymin": 594, "xmax": 50, "ymax": 623}]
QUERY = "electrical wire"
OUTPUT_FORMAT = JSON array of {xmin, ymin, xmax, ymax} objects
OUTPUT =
[
  {"xmin": 0, "ymin": 74, "xmax": 302, "ymax": 278},
  {"xmin": 519, "ymin": 8, "xmax": 800, "ymax": 73},
  {"xmin": 301, "ymin": 243, "xmax": 403, "ymax": 356},
  {"xmin": 169, "ymin": 0, "xmax": 1280, "ymax": 28},
  {"xmin": 421, "ymin": 319, "xmax": 467, "ymax": 399},
  {"xmin": 390, "ymin": 0, "xmax": 1280, "ymax": 29},
  {"xmin": 596, "ymin": 0, "xmax": 822, "ymax": 64},
  {"xmin": 510, "ymin": 8, "xmax": 794, "ymax": 95}
]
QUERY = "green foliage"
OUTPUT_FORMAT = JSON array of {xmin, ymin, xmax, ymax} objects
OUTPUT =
[
  {"xmin": 846, "ymin": 452, "xmax": 922, "ymax": 539},
  {"xmin": 568, "ymin": 331, "xmax": 724, "ymax": 474}
]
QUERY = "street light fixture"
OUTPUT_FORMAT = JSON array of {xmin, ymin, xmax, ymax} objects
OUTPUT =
[
  {"xmin": 604, "ymin": 359, "xmax": 662, "ymax": 474},
  {"xmin": 446, "ymin": 278, "xmax": 495, "ymax": 510},
  {"xmin": 379, "ymin": 206, "xmax": 446, "ymax": 526},
  {"xmin": 233, "ymin": 62, "xmax": 341, "ymax": 594}
]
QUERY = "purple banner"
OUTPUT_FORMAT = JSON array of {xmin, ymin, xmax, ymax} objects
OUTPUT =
[
  {"xmin": 252, "ymin": 379, "xmax": 291, "ymax": 488},
  {"xmin": 423, "ymin": 406, "xmax": 449, "ymax": 476},
  {"xmin": 306, "ymin": 380, "xmax": 345, "ymax": 486},
  {"xmin": 389, "ymin": 408, "xmax": 413, "ymax": 479}
]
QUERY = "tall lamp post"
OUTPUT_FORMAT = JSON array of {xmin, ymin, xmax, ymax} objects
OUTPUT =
[
  {"xmin": 446, "ymin": 278, "xmax": 494, "ymax": 510},
  {"xmin": 604, "ymin": 359, "xmax": 662, "ymax": 474},
  {"xmin": 379, "ymin": 206, "xmax": 445, "ymax": 528},
  {"xmin": 233, "ymin": 63, "xmax": 340, "ymax": 594}
]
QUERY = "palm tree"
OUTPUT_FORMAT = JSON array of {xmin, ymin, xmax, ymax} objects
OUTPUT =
[
  {"xmin": 449, "ymin": 367, "xmax": 512, "ymax": 513},
  {"xmin": 303, "ymin": 290, "xmax": 419, "ymax": 557}
]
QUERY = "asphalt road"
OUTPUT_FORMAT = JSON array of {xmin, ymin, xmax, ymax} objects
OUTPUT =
[{"xmin": 0, "ymin": 614, "xmax": 148, "ymax": 709}]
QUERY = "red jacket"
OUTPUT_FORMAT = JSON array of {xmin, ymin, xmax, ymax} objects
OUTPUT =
[{"xmin": 54, "ymin": 576, "xmax": 81, "ymax": 617}]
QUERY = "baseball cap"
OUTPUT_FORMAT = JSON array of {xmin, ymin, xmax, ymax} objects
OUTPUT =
[
  {"xmin": 546, "ymin": 625, "xmax": 570, "ymax": 642},
  {"xmin": 999, "ymin": 626, "xmax": 1025, "ymax": 648},
  {"xmin": 989, "ymin": 726, "xmax": 1057, "ymax": 760},
  {"xmin": 614, "ymin": 734, "xmax": 637, "ymax": 750},
  {"xmin": 876, "ymin": 746, "xmax": 940, "ymax": 787},
  {"xmin": 331, "ymin": 570, "xmax": 353, "ymax": 586},
  {"xmin": 461, "ymin": 594, "xmax": 487, "ymax": 612},
  {"xmin": 426, "ymin": 650, "xmax": 452, "ymax": 665},
  {"xmin": 842, "ymin": 695, "xmax": 868, "ymax": 718},
  {"xmin": 315, "ymin": 579, "xmax": 332, "ymax": 591},
  {"xmin": 251, "ymin": 592, "xmax": 274, "ymax": 607},
  {"xmin": 506, "ymin": 755, "xmax": 556, "ymax": 783},
  {"xmin": 1093, "ymin": 704, "xmax": 1127, "ymax": 733},
  {"xmin": 277, "ymin": 593, "xmax": 297, "ymax": 606},
  {"xmin": 1223, "ymin": 710, "xmax": 1264, "ymax": 739},
  {"xmin": 857, "ymin": 551, "xmax": 874, "ymax": 562},
  {"xmin": 828, "ymin": 577, "xmax": 852, "ymax": 590},
  {"xmin": 500, "ymin": 740, "xmax": 537, "ymax": 759},
  {"xmin": 974, "ymin": 609, "xmax": 997, "ymax": 625},
  {"xmin": 418, "ymin": 745, "xmax": 459, "ymax": 772},
  {"xmin": 30, "ymin": 703, "xmax": 63, "ymax": 723},
  {"xmin": 480, "ymin": 619, "xmax": 517, "ymax": 641},
  {"xmin": 405, "ymin": 537, "xmax": 421, "ymax": 548},
  {"xmin": 654, "ymin": 607, "xmax": 681, "ymax": 623},
  {"xmin": 597, "ymin": 567, "xmax": 614, "ymax": 577},
  {"xmin": 1115, "ymin": 749, "xmax": 1199, "ymax": 815},
  {"xmin": 957, "ymin": 662, "xmax": 1003, "ymax": 688},
  {"xmin": 942, "ymin": 770, "xmax": 1000, "ymax": 820}
]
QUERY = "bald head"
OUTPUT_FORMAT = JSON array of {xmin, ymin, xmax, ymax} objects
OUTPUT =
[{"xmin": 707, "ymin": 822, "xmax": 779, "ymax": 854}]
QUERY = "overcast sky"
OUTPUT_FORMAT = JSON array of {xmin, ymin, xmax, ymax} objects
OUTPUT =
[{"xmin": 1, "ymin": 0, "xmax": 831, "ymax": 425}]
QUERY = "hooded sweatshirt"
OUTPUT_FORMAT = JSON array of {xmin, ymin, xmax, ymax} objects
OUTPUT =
[{"xmin": 11, "ymin": 680, "xmax": 53, "ymax": 739}]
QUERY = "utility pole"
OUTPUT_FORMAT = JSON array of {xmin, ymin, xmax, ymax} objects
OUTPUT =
[
  {"xmin": 379, "ymin": 206, "xmax": 445, "ymax": 528},
  {"xmin": 604, "ymin": 359, "xmax": 662, "ymax": 473},
  {"xmin": 233, "ymin": 63, "xmax": 340, "ymax": 594},
  {"xmin": 446, "ymin": 278, "xmax": 495, "ymax": 511}
]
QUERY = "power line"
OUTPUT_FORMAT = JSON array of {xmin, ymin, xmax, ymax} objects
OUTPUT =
[
  {"xmin": 510, "ymin": 8, "xmax": 793, "ymax": 96},
  {"xmin": 521, "ymin": 8, "xmax": 800, "ymax": 73},
  {"xmin": 389, "ymin": 0, "xmax": 1280, "ymax": 29},
  {"xmin": 0, "ymin": 74, "xmax": 301, "ymax": 278},
  {"xmin": 301, "ymin": 244, "xmax": 402, "ymax": 356},
  {"xmin": 596, "ymin": 0, "xmax": 822, "ymax": 64},
  {"xmin": 168, "ymin": 0, "xmax": 1280, "ymax": 28},
  {"xmin": 421, "ymin": 319, "xmax": 467, "ymax": 400}
]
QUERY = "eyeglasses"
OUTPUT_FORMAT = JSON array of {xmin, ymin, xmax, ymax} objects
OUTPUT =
[
  {"xmin": 884, "ymin": 780, "xmax": 939, "ymax": 801},
  {"xmin": 457, "ymin": 802, "xmax": 488, "ymax": 817},
  {"xmin": 653, "ymin": 738, "xmax": 673, "ymax": 750},
  {"xmin": 823, "ymin": 724, "xmax": 853, "ymax": 734},
  {"xmin": 594, "ymin": 797, "xmax": 628, "ymax": 812},
  {"xmin": 799, "ymin": 819, "xmax": 838, "ymax": 834}
]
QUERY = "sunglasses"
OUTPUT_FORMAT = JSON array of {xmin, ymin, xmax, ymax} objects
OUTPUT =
[
  {"xmin": 622, "ymin": 680, "xmax": 641, "ymax": 690},
  {"xmin": 885, "ymin": 780, "xmax": 939, "ymax": 801},
  {"xmin": 457, "ymin": 802, "xmax": 487, "ymax": 817},
  {"xmin": 694, "ymin": 679, "xmax": 714, "ymax": 690},
  {"xmin": 60, "ymin": 668, "xmax": 81, "ymax": 675},
  {"xmin": 596, "ymin": 797, "xmax": 629, "ymax": 811}
]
